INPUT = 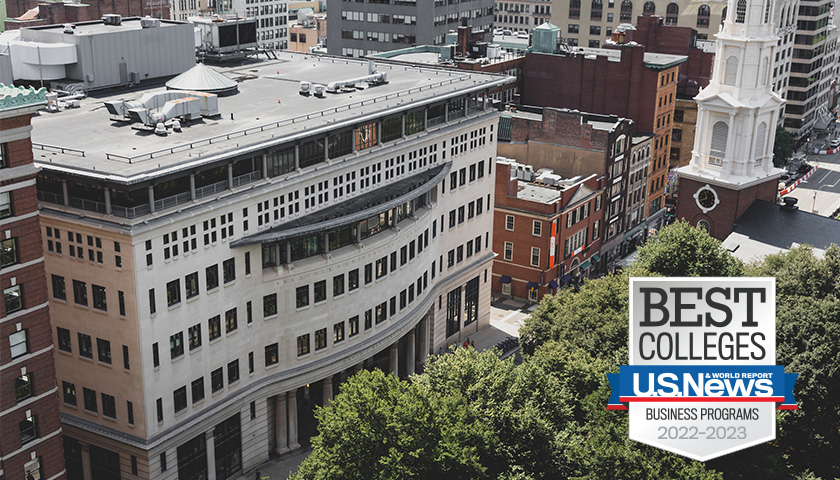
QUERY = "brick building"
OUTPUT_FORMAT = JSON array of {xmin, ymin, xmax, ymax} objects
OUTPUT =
[
  {"xmin": 496, "ymin": 107, "xmax": 634, "ymax": 273},
  {"xmin": 493, "ymin": 159, "xmax": 603, "ymax": 302},
  {"xmin": 522, "ymin": 39, "xmax": 685, "ymax": 219},
  {"xmin": 1, "ymin": 85, "xmax": 66, "ymax": 480},
  {"xmin": 4, "ymin": 0, "xmax": 169, "ymax": 30}
]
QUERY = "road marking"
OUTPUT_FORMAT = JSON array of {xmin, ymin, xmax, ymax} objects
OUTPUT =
[
  {"xmin": 818, "ymin": 171, "xmax": 832, "ymax": 183},
  {"xmin": 499, "ymin": 310, "xmax": 522, "ymax": 324}
]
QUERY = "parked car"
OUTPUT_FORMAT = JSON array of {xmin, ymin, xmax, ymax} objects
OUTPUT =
[{"xmin": 830, "ymin": 138, "xmax": 840, "ymax": 148}]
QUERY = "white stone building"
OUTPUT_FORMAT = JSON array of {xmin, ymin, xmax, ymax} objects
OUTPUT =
[{"xmin": 33, "ymin": 53, "xmax": 509, "ymax": 479}]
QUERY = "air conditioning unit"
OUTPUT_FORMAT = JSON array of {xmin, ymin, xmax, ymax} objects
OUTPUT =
[{"xmin": 102, "ymin": 14, "xmax": 122, "ymax": 25}]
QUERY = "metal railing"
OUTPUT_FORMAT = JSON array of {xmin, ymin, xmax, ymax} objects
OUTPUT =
[
  {"xmin": 112, "ymin": 204, "xmax": 151, "ymax": 219},
  {"xmin": 231, "ymin": 171, "xmax": 262, "ymax": 188},
  {"xmin": 154, "ymin": 191, "xmax": 191, "ymax": 212},
  {"xmin": 32, "ymin": 143, "xmax": 86, "ymax": 157},
  {"xmin": 69, "ymin": 196, "xmax": 107, "ymax": 214},
  {"xmin": 37, "ymin": 190, "xmax": 64, "ymax": 205},
  {"xmin": 195, "ymin": 180, "xmax": 228, "ymax": 199}
]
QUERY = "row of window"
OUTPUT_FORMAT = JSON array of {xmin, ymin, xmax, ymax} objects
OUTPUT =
[
  {"xmin": 446, "ymin": 235, "xmax": 485, "ymax": 267},
  {"xmin": 44, "ymin": 227, "xmax": 122, "ymax": 267},
  {"xmin": 51, "ymin": 275, "xmax": 127, "ymax": 315},
  {"xmin": 163, "ymin": 258, "xmax": 237, "ymax": 308},
  {"xmin": 62, "ymin": 381, "xmax": 131, "ymax": 423},
  {"xmin": 56, "ymin": 327, "xmax": 131, "ymax": 369}
]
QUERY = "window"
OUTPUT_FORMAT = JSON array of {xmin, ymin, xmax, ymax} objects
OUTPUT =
[
  {"xmin": 73, "ymin": 280, "xmax": 88, "ymax": 306},
  {"xmin": 57, "ymin": 327, "xmax": 72, "ymax": 352},
  {"xmin": 97, "ymin": 338, "xmax": 112, "ymax": 364},
  {"xmin": 63, "ymin": 381, "xmax": 77, "ymax": 406},
  {"xmin": 464, "ymin": 277, "xmax": 479, "ymax": 326},
  {"xmin": 314, "ymin": 280, "xmax": 327, "ymax": 303},
  {"xmin": 118, "ymin": 291, "xmax": 126, "ymax": 316},
  {"xmin": 225, "ymin": 308, "xmax": 238, "ymax": 333},
  {"xmin": 102, "ymin": 393, "xmax": 116, "ymax": 418},
  {"xmin": 697, "ymin": 3, "xmax": 711, "ymax": 26},
  {"xmin": 149, "ymin": 288, "xmax": 156, "ymax": 315},
  {"xmin": 376, "ymin": 301, "xmax": 387, "ymax": 323},
  {"xmin": 532, "ymin": 221, "xmax": 542, "ymax": 236},
  {"xmin": 248, "ymin": 351, "xmax": 254, "ymax": 373},
  {"xmin": 0, "ymin": 191, "xmax": 10, "ymax": 218},
  {"xmin": 127, "ymin": 401, "xmax": 134, "ymax": 424},
  {"xmin": 189, "ymin": 324, "xmax": 202, "ymax": 350},
  {"xmin": 170, "ymin": 332, "xmax": 184, "ymax": 359},
  {"xmin": 531, "ymin": 247, "xmax": 541, "ymax": 267},
  {"xmin": 92, "ymin": 284, "xmax": 107, "ymax": 311},
  {"xmin": 364, "ymin": 264, "xmax": 373, "ymax": 284},
  {"xmin": 223, "ymin": 258, "xmax": 236, "ymax": 283},
  {"xmin": 349, "ymin": 316, "xmax": 359, "ymax": 337},
  {"xmin": 265, "ymin": 343, "xmax": 279, "ymax": 366},
  {"xmin": 446, "ymin": 287, "xmax": 461, "ymax": 337},
  {"xmin": 211, "ymin": 368, "xmax": 224, "ymax": 392},
  {"xmin": 152, "ymin": 342, "xmax": 159, "ymax": 367},
  {"xmin": 192, "ymin": 378, "xmax": 205, "ymax": 403},
  {"xmin": 504, "ymin": 242, "xmax": 513, "ymax": 261},
  {"xmin": 734, "ymin": 0, "xmax": 745, "ymax": 23},
  {"xmin": 315, "ymin": 328, "xmax": 327, "ymax": 350},
  {"xmin": 296, "ymin": 286, "xmax": 309, "ymax": 308},
  {"xmin": 710, "ymin": 121, "xmax": 729, "ymax": 165},
  {"xmin": 52, "ymin": 275, "xmax": 66, "ymax": 300},
  {"xmin": 185, "ymin": 272, "xmax": 199, "ymax": 299},
  {"xmin": 157, "ymin": 398, "xmax": 163, "ymax": 422},
  {"xmin": 8, "ymin": 329, "xmax": 28, "ymax": 358},
  {"xmin": 84, "ymin": 387, "xmax": 97, "ymax": 413},
  {"xmin": 206, "ymin": 264, "xmax": 219, "ymax": 290},
  {"xmin": 1, "ymin": 238, "xmax": 18, "ymax": 267},
  {"xmin": 264, "ymin": 293, "xmax": 277, "ymax": 317},
  {"xmin": 4, "ymin": 284, "xmax": 22, "ymax": 313},
  {"xmin": 333, "ymin": 274, "xmax": 345, "ymax": 297},
  {"xmin": 209, "ymin": 315, "xmax": 221, "ymax": 340},
  {"xmin": 334, "ymin": 322, "xmax": 345, "ymax": 343},
  {"xmin": 297, "ymin": 334, "xmax": 310, "ymax": 356},
  {"xmin": 245, "ymin": 252, "xmax": 251, "ymax": 276},
  {"xmin": 173, "ymin": 386, "xmax": 188, "ymax": 414},
  {"xmin": 20, "ymin": 415, "xmax": 38, "ymax": 444},
  {"xmin": 160, "ymin": 452, "xmax": 167, "ymax": 472},
  {"xmin": 505, "ymin": 215, "xmax": 514, "ymax": 231},
  {"xmin": 15, "ymin": 373, "xmax": 33, "ymax": 401},
  {"xmin": 166, "ymin": 280, "xmax": 181, "ymax": 306}
]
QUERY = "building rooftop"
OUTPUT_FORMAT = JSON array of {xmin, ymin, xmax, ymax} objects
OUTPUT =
[
  {"xmin": 30, "ymin": 53, "xmax": 511, "ymax": 184},
  {"xmin": 0, "ymin": 84, "xmax": 46, "ymax": 111},
  {"xmin": 548, "ymin": 46, "xmax": 687, "ymax": 69},
  {"xmin": 24, "ymin": 16, "xmax": 183, "ymax": 36},
  {"xmin": 722, "ymin": 200, "xmax": 840, "ymax": 261}
]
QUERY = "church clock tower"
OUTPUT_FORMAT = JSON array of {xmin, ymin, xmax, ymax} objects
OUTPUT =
[{"xmin": 675, "ymin": 0, "xmax": 786, "ymax": 241}]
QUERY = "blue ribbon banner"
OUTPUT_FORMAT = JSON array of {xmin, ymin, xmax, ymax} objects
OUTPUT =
[{"xmin": 607, "ymin": 365, "xmax": 798, "ymax": 411}]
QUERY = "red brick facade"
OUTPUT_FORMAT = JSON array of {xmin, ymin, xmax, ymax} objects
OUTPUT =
[
  {"xmin": 1, "ymin": 98, "xmax": 66, "ymax": 480},
  {"xmin": 492, "ymin": 161, "xmax": 604, "ymax": 302},
  {"xmin": 675, "ymin": 176, "xmax": 780, "ymax": 241}
]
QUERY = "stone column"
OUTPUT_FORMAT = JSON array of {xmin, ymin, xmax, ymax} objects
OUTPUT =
[
  {"xmin": 288, "ymin": 390, "xmax": 300, "ymax": 450},
  {"xmin": 407, "ymin": 327, "xmax": 416, "ymax": 375},
  {"xmin": 389, "ymin": 342, "xmax": 399, "ymax": 376},
  {"xmin": 81, "ymin": 443, "xmax": 92, "ymax": 480},
  {"xmin": 189, "ymin": 174, "xmax": 196, "ymax": 200},
  {"xmin": 206, "ymin": 430, "xmax": 217, "ymax": 480},
  {"xmin": 103, "ymin": 187, "xmax": 111, "ymax": 215},
  {"xmin": 262, "ymin": 153, "xmax": 269, "ymax": 179},
  {"xmin": 148, "ymin": 185, "xmax": 156, "ymax": 213},
  {"xmin": 227, "ymin": 164, "xmax": 234, "ymax": 189},
  {"xmin": 323, "ymin": 377, "xmax": 334, "ymax": 406},
  {"xmin": 294, "ymin": 145, "xmax": 300, "ymax": 170},
  {"xmin": 275, "ymin": 394, "xmax": 289, "ymax": 455},
  {"xmin": 61, "ymin": 179, "xmax": 69, "ymax": 206}
]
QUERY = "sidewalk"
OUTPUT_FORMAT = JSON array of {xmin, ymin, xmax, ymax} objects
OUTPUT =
[{"xmin": 236, "ymin": 300, "xmax": 531, "ymax": 480}]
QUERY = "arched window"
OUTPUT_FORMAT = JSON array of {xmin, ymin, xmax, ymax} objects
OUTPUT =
[
  {"xmin": 736, "ymin": 0, "xmax": 747, "ymax": 23},
  {"xmin": 666, "ymin": 3, "xmax": 679, "ymax": 24},
  {"xmin": 569, "ymin": 0, "xmax": 581, "ymax": 18},
  {"xmin": 724, "ymin": 56, "xmax": 738, "ymax": 85},
  {"xmin": 591, "ymin": 0, "xmax": 603, "ymax": 20},
  {"xmin": 722, "ymin": 6, "xmax": 727, "ymax": 22},
  {"xmin": 697, "ymin": 219, "xmax": 711, "ymax": 233},
  {"xmin": 754, "ymin": 122, "xmax": 767, "ymax": 165},
  {"xmin": 764, "ymin": 0, "xmax": 771, "ymax": 22},
  {"xmin": 710, "ymin": 121, "xmax": 729, "ymax": 165},
  {"xmin": 643, "ymin": 1, "xmax": 655, "ymax": 14},
  {"xmin": 697, "ymin": 4, "xmax": 711, "ymax": 27},
  {"xmin": 620, "ymin": 0, "xmax": 633, "ymax": 21}
]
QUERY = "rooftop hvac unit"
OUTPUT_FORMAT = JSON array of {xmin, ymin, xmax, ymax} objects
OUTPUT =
[
  {"xmin": 141, "ymin": 16, "xmax": 161, "ymax": 28},
  {"xmin": 102, "ymin": 14, "xmax": 122, "ymax": 25}
]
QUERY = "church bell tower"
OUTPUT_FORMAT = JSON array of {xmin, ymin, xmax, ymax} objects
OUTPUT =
[{"xmin": 675, "ymin": 0, "xmax": 786, "ymax": 240}]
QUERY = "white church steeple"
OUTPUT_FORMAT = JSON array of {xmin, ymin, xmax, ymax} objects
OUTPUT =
[{"xmin": 680, "ymin": 0, "xmax": 786, "ymax": 182}]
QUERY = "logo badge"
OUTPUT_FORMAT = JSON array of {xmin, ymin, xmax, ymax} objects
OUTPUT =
[{"xmin": 608, "ymin": 278, "xmax": 798, "ymax": 461}]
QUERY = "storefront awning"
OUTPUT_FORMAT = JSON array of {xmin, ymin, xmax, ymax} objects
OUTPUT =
[
  {"xmin": 591, "ymin": 253, "xmax": 601, "ymax": 262},
  {"xmin": 526, "ymin": 281, "xmax": 539, "ymax": 290},
  {"xmin": 560, "ymin": 274, "xmax": 573, "ymax": 283},
  {"xmin": 548, "ymin": 280, "xmax": 559, "ymax": 289},
  {"xmin": 500, "ymin": 275, "xmax": 512, "ymax": 284},
  {"xmin": 580, "ymin": 260, "xmax": 592, "ymax": 270}
]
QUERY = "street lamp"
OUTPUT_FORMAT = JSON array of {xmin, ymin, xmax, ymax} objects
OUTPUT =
[{"xmin": 812, "ymin": 184, "xmax": 831, "ymax": 213}]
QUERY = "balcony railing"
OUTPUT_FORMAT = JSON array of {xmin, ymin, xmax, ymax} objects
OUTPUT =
[
  {"xmin": 112, "ymin": 204, "xmax": 151, "ymax": 219},
  {"xmin": 69, "ymin": 196, "xmax": 107, "ymax": 214},
  {"xmin": 232, "ymin": 171, "xmax": 262, "ymax": 188},
  {"xmin": 195, "ymin": 180, "xmax": 229, "ymax": 199},
  {"xmin": 154, "ymin": 191, "xmax": 191, "ymax": 212}
]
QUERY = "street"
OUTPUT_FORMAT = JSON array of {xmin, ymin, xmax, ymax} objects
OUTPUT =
[{"xmin": 786, "ymin": 148, "xmax": 840, "ymax": 217}]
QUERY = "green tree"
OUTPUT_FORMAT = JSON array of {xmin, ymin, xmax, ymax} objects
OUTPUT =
[
  {"xmin": 628, "ymin": 220, "xmax": 744, "ymax": 277},
  {"xmin": 774, "ymin": 126, "xmax": 796, "ymax": 168}
]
